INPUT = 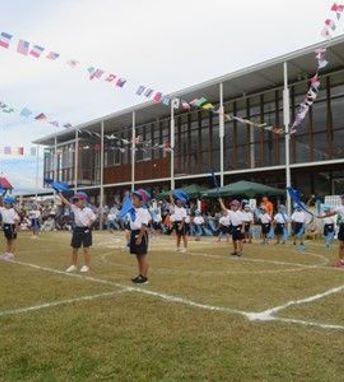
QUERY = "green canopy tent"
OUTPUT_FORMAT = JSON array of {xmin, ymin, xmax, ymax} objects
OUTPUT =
[
  {"xmin": 201, "ymin": 180, "xmax": 285, "ymax": 199},
  {"xmin": 157, "ymin": 184, "xmax": 208, "ymax": 199}
]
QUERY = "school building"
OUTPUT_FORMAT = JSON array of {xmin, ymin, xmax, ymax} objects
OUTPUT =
[{"xmin": 34, "ymin": 35, "xmax": 344, "ymax": 205}]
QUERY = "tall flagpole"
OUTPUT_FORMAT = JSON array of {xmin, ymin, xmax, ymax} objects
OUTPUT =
[
  {"xmin": 35, "ymin": 144, "xmax": 39, "ymax": 201},
  {"xmin": 131, "ymin": 111, "xmax": 136, "ymax": 192},
  {"xmin": 170, "ymin": 100, "xmax": 175, "ymax": 190},
  {"xmin": 283, "ymin": 62, "xmax": 291, "ymax": 216},
  {"xmin": 219, "ymin": 83, "xmax": 225, "ymax": 187},
  {"xmin": 74, "ymin": 130, "xmax": 79, "ymax": 192},
  {"xmin": 99, "ymin": 121, "xmax": 105, "ymax": 229}
]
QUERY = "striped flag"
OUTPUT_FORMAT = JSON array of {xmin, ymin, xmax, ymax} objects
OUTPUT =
[
  {"xmin": 46, "ymin": 51, "xmax": 60, "ymax": 60},
  {"xmin": 0, "ymin": 32, "xmax": 13, "ymax": 49},
  {"xmin": 89, "ymin": 68, "xmax": 104, "ymax": 80},
  {"xmin": 17, "ymin": 40, "xmax": 30, "ymax": 55},
  {"xmin": 144, "ymin": 88, "xmax": 154, "ymax": 97},
  {"xmin": 136, "ymin": 86, "xmax": 146, "ymax": 96},
  {"xmin": 29, "ymin": 45, "xmax": 45, "ymax": 58}
]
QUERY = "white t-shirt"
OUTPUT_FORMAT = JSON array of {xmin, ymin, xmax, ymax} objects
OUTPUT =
[
  {"xmin": 71, "ymin": 205, "xmax": 96, "ymax": 227},
  {"xmin": 130, "ymin": 207, "xmax": 151, "ymax": 230},
  {"xmin": 242, "ymin": 211, "xmax": 254, "ymax": 223},
  {"xmin": 274, "ymin": 212, "xmax": 288, "ymax": 224},
  {"xmin": 173, "ymin": 206, "xmax": 187, "ymax": 222},
  {"xmin": 291, "ymin": 211, "xmax": 306, "ymax": 223},
  {"xmin": 227, "ymin": 210, "xmax": 244, "ymax": 226},
  {"xmin": 323, "ymin": 216, "xmax": 336, "ymax": 225},
  {"xmin": 29, "ymin": 210, "xmax": 41, "ymax": 219},
  {"xmin": 194, "ymin": 216, "xmax": 205, "ymax": 225},
  {"xmin": 260, "ymin": 213, "xmax": 272, "ymax": 224},
  {"xmin": 0, "ymin": 207, "xmax": 20, "ymax": 224},
  {"xmin": 219, "ymin": 216, "xmax": 230, "ymax": 227}
]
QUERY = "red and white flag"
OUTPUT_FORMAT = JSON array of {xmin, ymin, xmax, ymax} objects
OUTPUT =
[{"xmin": 29, "ymin": 45, "xmax": 45, "ymax": 58}]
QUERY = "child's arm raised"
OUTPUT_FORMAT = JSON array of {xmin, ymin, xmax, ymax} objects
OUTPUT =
[
  {"xmin": 218, "ymin": 198, "xmax": 227, "ymax": 212},
  {"xmin": 57, "ymin": 193, "xmax": 72, "ymax": 207}
]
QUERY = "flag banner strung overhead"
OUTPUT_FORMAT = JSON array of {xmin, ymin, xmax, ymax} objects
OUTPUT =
[
  {"xmin": 0, "ymin": 98, "xmax": 73, "ymax": 130},
  {"xmin": 0, "ymin": 146, "xmax": 24, "ymax": 156}
]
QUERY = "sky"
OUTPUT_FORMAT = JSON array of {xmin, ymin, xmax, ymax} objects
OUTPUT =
[{"xmin": 0, "ymin": 0, "xmax": 342, "ymax": 194}]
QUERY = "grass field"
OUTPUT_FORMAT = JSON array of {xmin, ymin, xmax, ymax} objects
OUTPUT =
[{"xmin": 0, "ymin": 231, "xmax": 343, "ymax": 381}]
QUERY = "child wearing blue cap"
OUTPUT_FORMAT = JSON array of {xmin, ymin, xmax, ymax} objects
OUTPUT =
[
  {"xmin": 127, "ymin": 189, "xmax": 151, "ymax": 284},
  {"xmin": 0, "ymin": 195, "xmax": 20, "ymax": 261},
  {"xmin": 58, "ymin": 192, "xmax": 96, "ymax": 273},
  {"xmin": 170, "ymin": 191, "xmax": 188, "ymax": 253}
]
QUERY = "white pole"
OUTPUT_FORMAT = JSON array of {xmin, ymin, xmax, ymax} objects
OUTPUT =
[
  {"xmin": 99, "ymin": 121, "xmax": 105, "ymax": 229},
  {"xmin": 54, "ymin": 137, "xmax": 57, "ymax": 181},
  {"xmin": 131, "ymin": 111, "xmax": 136, "ymax": 192},
  {"xmin": 35, "ymin": 144, "xmax": 39, "ymax": 201},
  {"xmin": 283, "ymin": 62, "xmax": 292, "ymax": 216},
  {"xmin": 74, "ymin": 130, "xmax": 79, "ymax": 192},
  {"xmin": 170, "ymin": 100, "xmax": 175, "ymax": 190},
  {"xmin": 219, "ymin": 83, "xmax": 225, "ymax": 187}
]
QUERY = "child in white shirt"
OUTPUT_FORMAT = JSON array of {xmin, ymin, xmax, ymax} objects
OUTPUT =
[{"xmin": 0, "ymin": 196, "xmax": 20, "ymax": 261}]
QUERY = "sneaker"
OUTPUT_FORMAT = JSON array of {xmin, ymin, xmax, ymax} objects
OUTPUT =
[
  {"xmin": 180, "ymin": 248, "xmax": 187, "ymax": 253},
  {"xmin": 5, "ymin": 253, "xmax": 15, "ymax": 261},
  {"xmin": 131, "ymin": 275, "xmax": 140, "ymax": 283},
  {"xmin": 65, "ymin": 265, "xmax": 78, "ymax": 273},
  {"xmin": 0, "ymin": 253, "xmax": 9, "ymax": 260},
  {"xmin": 132, "ymin": 275, "xmax": 148, "ymax": 285},
  {"xmin": 230, "ymin": 251, "xmax": 238, "ymax": 256},
  {"xmin": 80, "ymin": 265, "xmax": 90, "ymax": 273}
]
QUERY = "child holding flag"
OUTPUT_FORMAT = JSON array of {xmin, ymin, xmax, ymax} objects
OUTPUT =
[{"xmin": 58, "ymin": 192, "xmax": 96, "ymax": 273}]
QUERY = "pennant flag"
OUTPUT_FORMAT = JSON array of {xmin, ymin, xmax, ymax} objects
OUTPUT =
[
  {"xmin": 189, "ymin": 98, "xmax": 199, "ymax": 107},
  {"xmin": 161, "ymin": 95, "xmax": 171, "ymax": 106},
  {"xmin": 320, "ymin": 27, "xmax": 331, "ymax": 38},
  {"xmin": 29, "ymin": 45, "xmax": 45, "ymax": 58},
  {"xmin": 49, "ymin": 121, "xmax": 60, "ymax": 127},
  {"xmin": 63, "ymin": 123, "xmax": 73, "ymax": 128},
  {"xmin": 325, "ymin": 18, "xmax": 337, "ymax": 31},
  {"xmin": 17, "ymin": 40, "xmax": 30, "ymax": 55},
  {"xmin": 105, "ymin": 73, "xmax": 116, "ymax": 82},
  {"xmin": 46, "ymin": 51, "xmax": 60, "ymax": 60},
  {"xmin": 202, "ymin": 102, "xmax": 215, "ymax": 110},
  {"xmin": 87, "ymin": 66, "xmax": 95, "ymax": 74},
  {"xmin": 14, "ymin": 147, "xmax": 24, "ymax": 156},
  {"xmin": 2, "ymin": 108, "xmax": 15, "ymax": 113},
  {"xmin": 35, "ymin": 113, "xmax": 47, "ymax": 121},
  {"xmin": 195, "ymin": 97, "xmax": 208, "ymax": 107},
  {"xmin": 153, "ymin": 92, "xmax": 162, "ymax": 103},
  {"xmin": 144, "ymin": 88, "xmax": 154, "ymax": 97},
  {"xmin": 136, "ymin": 85, "xmax": 146, "ymax": 96},
  {"xmin": 116, "ymin": 78, "xmax": 127, "ymax": 88},
  {"xmin": 4, "ymin": 146, "xmax": 11, "ymax": 155},
  {"xmin": 181, "ymin": 100, "xmax": 191, "ymax": 110},
  {"xmin": 89, "ymin": 68, "xmax": 104, "ymax": 80},
  {"xmin": 172, "ymin": 98, "xmax": 180, "ymax": 109},
  {"xmin": 0, "ymin": 32, "xmax": 13, "ymax": 49},
  {"xmin": 67, "ymin": 59, "xmax": 79, "ymax": 68},
  {"xmin": 20, "ymin": 107, "xmax": 33, "ymax": 118}
]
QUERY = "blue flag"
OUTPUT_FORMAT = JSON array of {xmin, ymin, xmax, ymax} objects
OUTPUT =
[
  {"xmin": 287, "ymin": 187, "xmax": 314, "ymax": 217},
  {"xmin": 119, "ymin": 196, "xmax": 136, "ymax": 221}
]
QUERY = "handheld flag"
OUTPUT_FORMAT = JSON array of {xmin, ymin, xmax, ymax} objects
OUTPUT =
[
  {"xmin": 119, "ymin": 196, "xmax": 136, "ymax": 221},
  {"xmin": 287, "ymin": 186, "xmax": 314, "ymax": 217}
]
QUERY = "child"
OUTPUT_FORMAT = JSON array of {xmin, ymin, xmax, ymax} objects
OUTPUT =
[
  {"xmin": 317, "ymin": 196, "xmax": 344, "ymax": 267},
  {"xmin": 259, "ymin": 206, "xmax": 272, "ymax": 244},
  {"xmin": 217, "ymin": 211, "xmax": 231, "ymax": 242},
  {"xmin": 58, "ymin": 192, "xmax": 96, "ymax": 273},
  {"xmin": 218, "ymin": 198, "xmax": 245, "ymax": 257},
  {"xmin": 0, "ymin": 196, "xmax": 20, "ymax": 261},
  {"xmin": 319, "ymin": 206, "xmax": 336, "ymax": 248},
  {"xmin": 291, "ymin": 205, "xmax": 307, "ymax": 250},
  {"xmin": 273, "ymin": 205, "xmax": 289, "ymax": 244},
  {"xmin": 242, "ymin": 205, "xmax": 254, "ymax": 244},
  {"xmin": 28, "ymin": 204, "xmax": 41, "ymax": 239},
  {"xmin": 170, "ymin": 192, "xmax": 188, "ymax": 253},
  {"xmin": 128, "ymin": 189, "xmax": 151, "ymax": 284},
  {"xmin": 193, "ymin": 210, "xmax": 205, "ymax": 241}
]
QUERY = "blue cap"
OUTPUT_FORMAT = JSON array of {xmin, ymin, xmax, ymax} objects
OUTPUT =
[{"xmin": 3, "ymin": 196, "xmax": 15, "ymax": 205}]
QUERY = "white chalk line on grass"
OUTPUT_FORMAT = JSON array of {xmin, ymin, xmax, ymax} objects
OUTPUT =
[
  {"xmin": 3, "ymin": 260, "xmax": 343, "ymax": 331},
  {"xmin": 256, "ymin": 284, "xmax": 344, "ymax": 317},
  {"xmin": 0, "ymin": 290, "xmax": 127, "ymax": 318}
]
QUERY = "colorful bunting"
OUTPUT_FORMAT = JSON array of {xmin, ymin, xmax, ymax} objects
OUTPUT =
[
  {"xmin": 17, "ymin": 39, "xmax": 30, "ymax": 55},
  {"xmin": 20, "ymin": 107, "xmax": 33, "ymax": 118},
  {"xmin": 29, "ymin": 45, "xmax": 45, "ymax": 58},
  {"xmin": 46, "ymin": 51, "xmax": 60, "ymax": 60},
  {"xmin": 0, "ymin": 32, "xmax": 13, "ymax": 49}
]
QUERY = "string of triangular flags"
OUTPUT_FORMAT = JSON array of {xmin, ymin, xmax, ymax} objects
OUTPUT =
[
  {"xmin": 0, "ymin": 31, "xmax": 281, "ymax": 135},
  {"xmin": 0, "ymin": 100, "xmax": 73, "ymax": 129},
  {"xmin": 290, "ymin": 2, "xmax": 344, "ymax": 134},
  {"xmin": 0, "ymin": 146, "xmax": 37, "ymax": 156}
]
